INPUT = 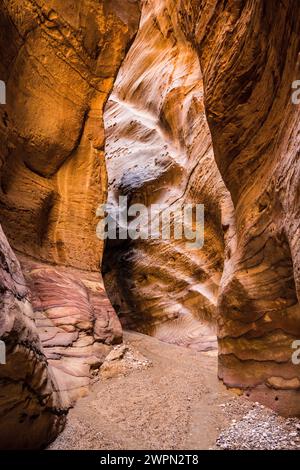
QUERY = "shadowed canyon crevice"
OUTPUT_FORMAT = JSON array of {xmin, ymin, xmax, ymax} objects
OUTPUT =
[
  {"xmin": 103, "ymin": 0, "xmax": 300, "ymax": 416},
  {"xmin": 0, "ymin": 0, "xmax": 299, "ymax": 450}
]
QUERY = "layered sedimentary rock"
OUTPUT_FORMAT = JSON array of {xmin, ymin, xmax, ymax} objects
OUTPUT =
[
  {"xmin": 103, "ymin": 0, "xmax": 300, "ymax": 415},
  {"xmin": 0, "ymin": 0, "xmax": 140, "ymax": 448},
  {"xmin": 0, "ymin": 226, "xmax": 66, "ymax": 449},
  {"xmin": 179, "ymin": 0, "xmax": 300, "ymax": 415},
  {"xmin": 103, "ymin": 0, "xmax": 235, "ymax": 352},
  {"xmin": 21, "ymin": 256, "xmax": 122, "ymax": 403},
  {"xmin": 0, "ymin": 1, "xmax": 299, "ymax": 450},
  {"xmin": 0, "ymin": 0, "xmax": 140, "ymax": 269}
]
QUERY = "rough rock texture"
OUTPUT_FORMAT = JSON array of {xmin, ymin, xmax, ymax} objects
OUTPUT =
[
  {"xmin": 1, "ymin": 0, "xmax": 300, "ymax": 451},
  {"xmin": 215, "ymin": 400, "xmax": 300, "ymax": 450},
  {"xmin": 99, "ymin": 342, "xmax": 152, "ymax": 380},
  {"xmin": 0, "ymin": 0, "xmax": 140, "ymax": 448},
  {"xmin": 0, "ymin": 226, "xmax": 66, "ymax": 449},
  {"xmin": 103, "ymin": 0, "xmax": 234, "ymax": 352},
  {"xmin": 103, "ymin": 0, "xmax": 300, "ymax": 415},
  {"xmin": 179, "ymin": 0, "xmax": 300, "ymax": 415},
  {"xmin": 0, "ymin": 0, "xmax": 140, "ymax": 269},
  {"xmin": 21, "ymin": 255, "xmax": 122, "ymax": 404}
]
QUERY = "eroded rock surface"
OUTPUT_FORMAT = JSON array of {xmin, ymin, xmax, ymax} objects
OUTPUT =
[
  {"xmin": 0, "ymin": 0, "xmax": 300, "ymax": 452},
  {"xmin": 21, "ymin": 256, "xmax": 122, "ymax": 404},
  {"xmin": 0, "ymin": 0, "xmax": 140, "ymax": 448},
  {"xmin": 0, "ymin": 226, "xmax": 66, "ymax": 449},
  {"xmin": 103, "ymin": 0, "xmax": 234, "ymax": 353},
  {"xmin": 103, "ymin": 0, "xmax": 300, "ymax": 415},
  {"xmin": 179, "ymin": 0, "xmax": 300, "ymax": 414},
  {"xmin": 0, "ymin": 0, "xmax": 140, "ymax": 269}
]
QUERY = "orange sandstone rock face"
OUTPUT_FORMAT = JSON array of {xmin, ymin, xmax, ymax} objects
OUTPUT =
[
  {"xmin": 179, "ymin": 0, "xmax": 300, "ymax": 415},
  {"xmin": 103, "ymin": 0, "xmax": 300, "ymax": 415},
  {"xmin": 0, "ymin": 0, "xmax": 140, "ymax": 269},
  {"xmin": 0, "ymin": 0, "xmax": 299, "ymax": 453},
  {"xmin": 0, "ymin": 0, "xmax": 140, "ymax": 449},
  {"xmin": 21, "ymin": 256, "xmax": 122, "ymax": 402},
  {"xmin": 103, "ymin": 0, "xmax": 234, "ymax": 353}
]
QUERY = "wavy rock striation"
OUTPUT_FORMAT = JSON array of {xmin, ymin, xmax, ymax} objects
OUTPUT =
[
  {"xmin": 180, "ymin": 0, "xmax": 300, "ymax": 415},
  {"xmin": 0, "ymin": 0, "xmax": 299, "ymax": 450},
  {"xmin": 0, "ymin": 226, "xmax": 66, "ymax": 449},
  {"xmin": 0, "ymin": 0, "xmax": 140, "ymax": 269},
  {"xmin": 0, "ymin": 0, "xmax": 140, "ymax": 448},
  {"xmin": 103, "ymin": 0, "xmax": 234, "ymax": 353},
  {"xmin": 104, "ymin": 0, "xmax": 300, "ymax": 415}
]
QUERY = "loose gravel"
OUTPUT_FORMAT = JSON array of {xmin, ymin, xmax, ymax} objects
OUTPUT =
[{"xmin": 215, "ymin": 399, "xmax": 300, "ymax": 450}]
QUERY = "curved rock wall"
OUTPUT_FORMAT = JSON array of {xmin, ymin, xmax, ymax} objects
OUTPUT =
[
  {"xmin": 0, "ymin": 0, "xmax": 140, "ymax": 269},
  {"xmin": 179, "ymin": 0, "xmax": 300, "ymax": 415},
  {"xmin": 0, "ymin": 226, "xmax": 66, "ymax": 449},
  {"xmin": 103, "ymin": 0, "xmax": 235, "ymax": 352},
  {"xmin": 0, "ymin": 0, "xmax": 140, "ymax": 448},
  {"xmin": 0, "ymin": 0, "xmax": 299, "ymax": 449},
  {"xmin": 103, "ymin": 0, "xmax": 300, "ymax": 415}
]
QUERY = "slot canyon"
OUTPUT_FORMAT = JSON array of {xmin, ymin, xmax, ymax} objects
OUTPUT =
[{"xmin": 0, "ymin": 0, "xmax": 299, "ymax": 450}]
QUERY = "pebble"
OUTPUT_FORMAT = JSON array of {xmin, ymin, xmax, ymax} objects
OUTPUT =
[{"xmin": 215, "ymin": 400, "xmax": 300, "ymax": 450}]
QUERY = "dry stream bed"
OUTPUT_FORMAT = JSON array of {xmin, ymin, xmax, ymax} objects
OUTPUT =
[{"xmin": 49, "ymin": 332, "xmax": 300, "ymax": 451}]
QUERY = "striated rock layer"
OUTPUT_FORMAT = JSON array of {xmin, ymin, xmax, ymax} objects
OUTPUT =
[
  {"xmin": 0, "ymin": 0, "xmax": 140, "ymax": 448},
  {"xmin": 0, "ymin": 226, "xmax": 66, "ymax": 449},
  {"xmin": 103, "ymin": 0, "xmax": 234, "ymax": 353},
  {"xmin": 0, "ymin": 0, "xmax": 140, "ymax": 270},
  {"xmin": 103, "ymin": 0, "xmax": 300, "ymax": 415},
  {"xmin": 179, "ymin": 0, "xmax": 300, "ymax": 415},
  {"xmin": 0, "ymin": 1, "xmax": 299, "ymax": 452},
  {"xmin": 21, "ymin": 255, "xmax": 122, "ymax": 403}
]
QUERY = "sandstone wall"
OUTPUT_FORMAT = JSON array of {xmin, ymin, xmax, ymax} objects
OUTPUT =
[
  {"xmin": 103, "ymin": 0, "xmax": 235, "ymax": 352},
  {"xmin": 0, "ymin": 0, "xmax": 140, "ymax": 269},
  {"xmin": 0, "ymin": 225, "xmax": 66, "ymax": 449},
  {"xmin": 0, "ymin": 0, "xmax": 140, "ymax": 448},
  {"xmin": 0, "ymin": 0, "xmax": 299, "ymax": 449},
  {"xmin": 179, "ymin": 0, "xmax": 300, "ymax": 415},
  {"xmin": 103, "ymin": 0, "xmax": 300, "ymax": 415}
]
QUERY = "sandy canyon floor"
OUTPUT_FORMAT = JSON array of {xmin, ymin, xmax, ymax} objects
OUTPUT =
[{"xmin": 49, "ymin": 332, "xmax": 300, "ymax": 451}]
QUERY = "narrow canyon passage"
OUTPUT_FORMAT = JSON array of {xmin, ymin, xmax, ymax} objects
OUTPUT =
[
  {"xmin": 102, "ymin": 0, "xmax": 233, "ymax": 353},
  {"xmin": 102, "ymin": 0, "xmax": 300, "ymax": 418},
  {"xmin": 0, "ymin": 0, "xmax": 299, "ymax": 451}
]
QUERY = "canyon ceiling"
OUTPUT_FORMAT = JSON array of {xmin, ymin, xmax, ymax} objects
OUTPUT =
[{"xmin": 0, "ymin": 0, "xmax": 299, "ymax": 449}]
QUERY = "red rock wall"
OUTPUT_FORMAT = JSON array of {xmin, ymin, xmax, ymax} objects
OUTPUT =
[
  {"xmin": 103, "ymin": 0, "xmax": 300, "ymax": 416},
  {"xmin": 0, "ymin": 1, "xmax": 299, "ymax": 451},
  {"xmin": 0, "ymin": 0, "xmax": 140, "ymax": 448},
  {"xmin": 103, "ymin": 0, "xmax": 234, "ymax": 353},
  {"xmin": 179, "ymin": 0, "xmax": 300, "ymax": 415},
  {"xmin": 0, "ymin": 0, "xmax": 140, "ymax": 269},
  {"xmin": 0, "ymin": 226, "xmax": 66, "ymax": 449}
]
